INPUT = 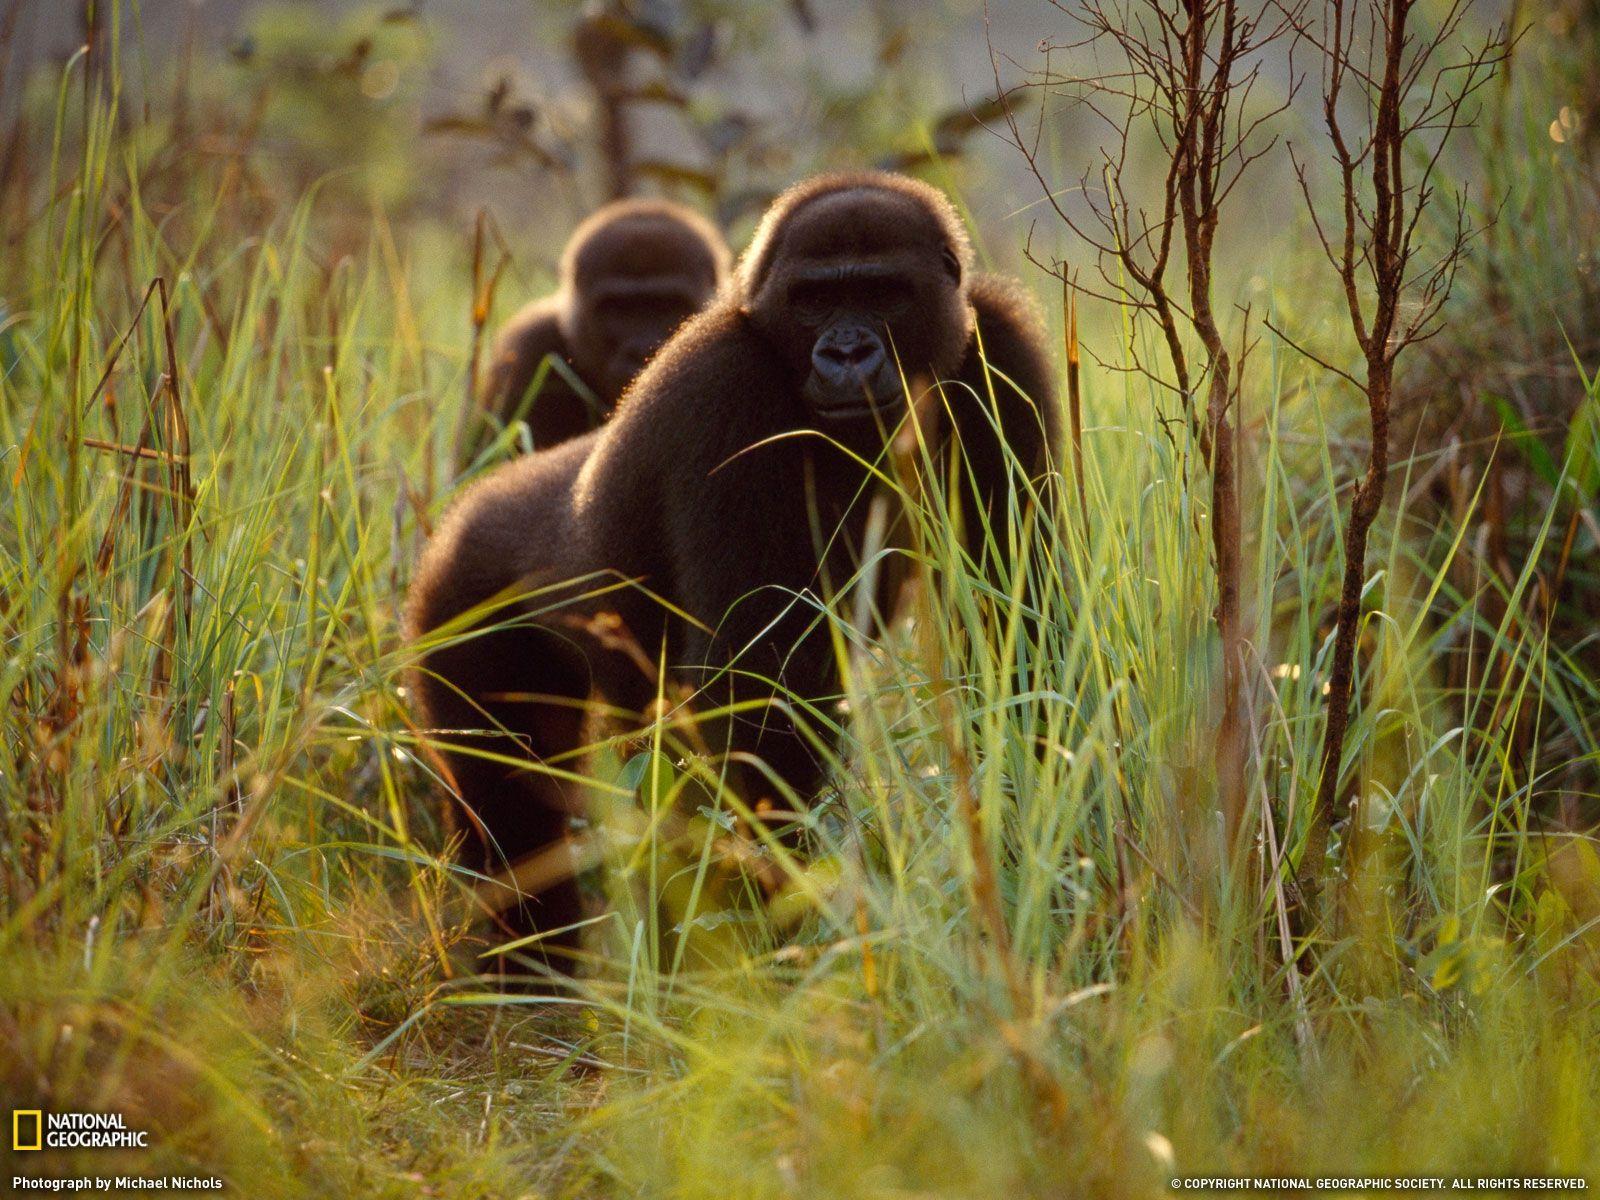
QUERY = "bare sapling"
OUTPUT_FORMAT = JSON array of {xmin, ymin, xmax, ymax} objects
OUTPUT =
[
  {"xmin": 991, "ymin": 0, "xmax": 1303, "ymax": 861},
  {"xmin": 1275, "ymin": 0, "xmax": 1504, "ymax": 905}
]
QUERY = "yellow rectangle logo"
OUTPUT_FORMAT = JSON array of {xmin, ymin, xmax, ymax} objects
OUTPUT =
[{"xmin": 13, "ymin": 1109, "xmax": 42, "ymax": 1151}]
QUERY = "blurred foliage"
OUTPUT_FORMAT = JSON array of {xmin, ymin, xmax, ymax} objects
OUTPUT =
[
  {"xmin": 224, "ymin": 2, "xmax": 432, "ymax": 209},
  {"xmin": 424, "ymin": 0, "xmax": 1025, "ymax": 232},
  {"xmin": 1399, "ymin": 1, "xmax": 1600, "ymax": 816}
]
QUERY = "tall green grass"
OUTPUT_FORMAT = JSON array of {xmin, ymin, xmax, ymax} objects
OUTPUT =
[{"xmin": 2, "ymin": 18, "xmax": 1598, "ymax": 1198}]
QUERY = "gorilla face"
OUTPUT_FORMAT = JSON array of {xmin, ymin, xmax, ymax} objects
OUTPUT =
[
  {"xmin": 742, "ymin": 185, "xmax": 972, "ymax": 425},
  {"xmin": 576, "ymin": 277, "xmax": 706, "ymax": 400},
  {"xmin": 788, "ymin": 268, "xmax": 918, "ymax": 418}
]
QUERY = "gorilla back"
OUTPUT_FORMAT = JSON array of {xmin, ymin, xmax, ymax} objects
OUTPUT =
[{"xmin": 408, "ymin": 172, "xmax": 1060, "ymax": 966}]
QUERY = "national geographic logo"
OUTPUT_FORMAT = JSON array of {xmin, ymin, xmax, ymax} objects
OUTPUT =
[
  {"xmin": 10, "ymin": 1110, "xmax": 149, "ymax": 1151},
  {"xmin": 13, "ymin": 1111, "xmax": 41, "ymax": 1152}
]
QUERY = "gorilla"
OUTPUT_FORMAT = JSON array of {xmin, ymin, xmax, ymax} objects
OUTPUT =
[
  {"xmin": 409, "ymin": 172, "xmax": 1059, "ymax": 966},
  {"xmin": 481, "ymin": 198, "xmax": 730, "ymax": 450}
]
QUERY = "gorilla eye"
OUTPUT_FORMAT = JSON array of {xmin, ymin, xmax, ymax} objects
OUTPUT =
[
  {"xmin": 940, "ymin": 245, "xmax": 962, "ymax": 283},
  {"xmin": 597, "ymin": 295, "xmax": 686, "ymax": 332},
  {"xmin": 858, "ymin": 278, "xmax": 914, "ymax": 314},
  {"xmin": 787, "ymin": 282, "xmax": 836, "ymax": 321},
  {"xmin": 789, "ymin": 277, "xmax": 914, "ymax": 320}
]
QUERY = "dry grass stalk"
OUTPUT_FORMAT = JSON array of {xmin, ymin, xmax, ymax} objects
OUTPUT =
[
  {"xmin": 460, "ymin": 208, "xmax": 511, "ymax": 463},
  {"xmin": 1064, "ymin": 273, "xmax": 1088, "ymax": 531}
]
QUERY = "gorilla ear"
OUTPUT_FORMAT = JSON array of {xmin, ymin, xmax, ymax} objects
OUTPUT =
[{"xmin": 940, "ymin": 244, "xmax": 962, "ymax": 284}]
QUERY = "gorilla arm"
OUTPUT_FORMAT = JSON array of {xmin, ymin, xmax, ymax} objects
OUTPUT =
[
  {"xmin": 481, "ymin": 296, "xmax": 601, "ymax": 452},
  {"xmin": 933, "ymin": 272, "xmax": 1061, "ymax": 565},
  {"xmin": 953, "ymin": 273, "xmax": 1060, "ymax": 480}
]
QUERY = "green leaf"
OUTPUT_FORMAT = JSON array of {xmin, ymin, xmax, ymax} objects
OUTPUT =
[
  {"xmin": 1560, "ymin": 380, "xmax": 1599, "ymax": 502},
  {"xmin": 1488, "ymin": 394, "xmax": 1562, "ymax": 488}
]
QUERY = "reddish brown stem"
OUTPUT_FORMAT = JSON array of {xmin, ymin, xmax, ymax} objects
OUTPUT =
[{"xmin": 1291, "ymin": 0, "xmax": 1503, "ymax": 906}]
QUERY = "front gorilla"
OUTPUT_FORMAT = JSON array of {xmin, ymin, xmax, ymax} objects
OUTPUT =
[{"xmin": 408, "ymin": 172, "xmax": 1059, "ymax": 969}]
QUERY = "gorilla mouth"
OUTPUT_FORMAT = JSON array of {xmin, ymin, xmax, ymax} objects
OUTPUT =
[
  {"xmin": 616, "ymin": 339, "xmax": 661, "ymax": 373},
  {"xmin": 804, "ymin": 318, "xmax": 905, "ymax": 423},
  {"xmin": 812, "ymin": 398, "xmax": 884, "ymax": 422},
  {"xmin": 804, "ymin": 364, "xmax": 903, "ymax": 422}
]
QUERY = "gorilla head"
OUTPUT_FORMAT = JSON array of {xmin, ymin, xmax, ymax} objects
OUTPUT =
[
  {"xmin": 560, "ymin": 199, "xmax": 731, "ymax": 401},
  {"xmin": 738, "ymin": 174, "xmax": 975, "ymax": 425}
]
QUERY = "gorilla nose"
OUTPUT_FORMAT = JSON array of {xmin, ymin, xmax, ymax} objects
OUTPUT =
[
  {"xmin": 812, "ymin": 329, "xmax": 889, "ymax": 371},
  {"xmin": 806, "ymin": 325, "xmax": 895, "ymax": 416},
  {"xmin": 812, "ymin": 329, "xmax": 888, "ymax": 386},
  {"xmin": 820, "ymin": 338, "xmax": 880, "ymax": 368}
]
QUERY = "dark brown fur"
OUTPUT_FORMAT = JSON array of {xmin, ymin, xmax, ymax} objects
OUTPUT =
[
  {"xmin": 409, "ymin": 173, "xmax": 1059, "ymax": 967},
  {"xmin": 482, "ymin": 199, "xmax": 729, "ymax": 450}
]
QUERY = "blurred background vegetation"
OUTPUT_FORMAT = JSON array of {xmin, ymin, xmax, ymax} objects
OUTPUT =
[{"xmin": 1, "ymin": 1, "xmax": 1598, "ymax": 1196}]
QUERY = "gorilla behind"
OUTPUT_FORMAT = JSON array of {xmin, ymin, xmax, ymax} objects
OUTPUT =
[
  {"xmin": 409, "ymin": 172, "xmax": 1060, "ymax": 968},
  {"xmin": 480, "ymin": 198, "xmax": 730, "ymax": 452}
]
